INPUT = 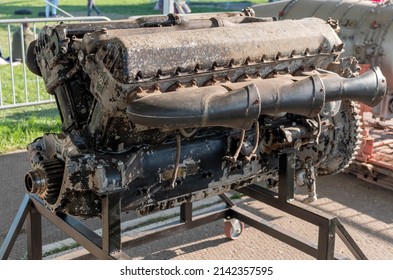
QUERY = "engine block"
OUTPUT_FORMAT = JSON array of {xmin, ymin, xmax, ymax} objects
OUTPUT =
[{"xmin": 25, "ymin": 12, "xmax": 386, "ymax": 217}]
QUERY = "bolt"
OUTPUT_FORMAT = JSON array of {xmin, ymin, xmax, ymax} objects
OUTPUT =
[
  {"xmin": 78, "ymin": 52, "xmax": 85, "ymax": 62},
  {"xmin": 60, "ymin": 46, "xmax": 67, "ymax": 54},
  {"xmin": 294, "ymin": 139, "xmax": 302, "ymax": 150},
  {"xmin": 98, "ymin": 73, "xmax": 105, "ymax": 85}
]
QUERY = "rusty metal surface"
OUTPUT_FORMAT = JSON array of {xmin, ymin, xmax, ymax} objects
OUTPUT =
[
  {"xmin": 346, "ymin": 118, "xmax": 393, "ymax": 190},
  {"xmin": 24, "ymin": 12, "xmax": 386, "ymax": 218}
]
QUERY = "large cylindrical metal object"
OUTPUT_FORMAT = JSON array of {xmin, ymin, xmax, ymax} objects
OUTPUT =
[
  {"xmin": 128, "ymin": 67, "xmax": 386, "ymax": 129},
  {"xmin": 252, "ymin": 0, "xmax": 393, "ymax": 119}
]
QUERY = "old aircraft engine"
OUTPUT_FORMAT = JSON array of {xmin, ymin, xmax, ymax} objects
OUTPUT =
[{"xmin": 24, "ymin": 12, "xmax": 386, "ymax": 218}]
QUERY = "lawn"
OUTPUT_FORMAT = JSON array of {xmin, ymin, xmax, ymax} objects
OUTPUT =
[
  {"xmin": 0, "ymin": 0, "xmax": 268, "ymax": 20},
  {"xmin": 0, "ymin": 0, "xmax": 160, "ymax": 20},
  {"xmin": 0, "ymin": 104, "xmax": 61, "ymax": 154},
  {"xmin": 0, "ymin": 63, "xmax": 49, "ymax": 105},
  {"xmin": 0, "ymin": 0, "xmax": 268, "ymax": 154}
]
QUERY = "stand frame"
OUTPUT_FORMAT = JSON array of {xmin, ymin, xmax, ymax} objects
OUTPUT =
[{"xmin": 0, "ymin": 153, "xmax": 367, "ymax": 260}]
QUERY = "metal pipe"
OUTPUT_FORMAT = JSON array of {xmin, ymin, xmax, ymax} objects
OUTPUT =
[
  {"xmin": 7, "ymin": 25, "xmax": 16, "ymax": 105},
  {"xmin": 127, "ymin": 67, "xmax": 386, "ymax": 129},
  {"xmin": 128, "ymin": 84, "xmax": 261, "ymax": 130},
  {"xmin": 20, "ymin": 24, "xmax": 29, "ymax": 103},
  {"xmin": 0, "ymin": 16, "xmax": 111, "ymax": 24},
  {"xmin": 323, "ymin": 67, "xmax": 386, "ymax": 106}
]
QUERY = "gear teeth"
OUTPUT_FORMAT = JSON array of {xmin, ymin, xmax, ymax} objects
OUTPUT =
[
  {"xmin": 342, "ymin": 101, "xmax": 363, "ymax": 172},
  {"xmin": 33, "ymin": 159, "xmax": 64, "ymax": 205},
  {"xmin": 313, "ymin": 101, "xmax": 362, "ymax": 175}
]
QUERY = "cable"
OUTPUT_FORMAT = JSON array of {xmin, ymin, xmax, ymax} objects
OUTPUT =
[
  {"xmin": 224, "ymin": 129, "xmax": 245, "ymax": 163},
  {"xmin": 245, "ymin": 121, "xmax": 259, "ymax": 161},
  {"xmin": 169, "ymin": 133, "xmax": 181, "ymax": 189}
]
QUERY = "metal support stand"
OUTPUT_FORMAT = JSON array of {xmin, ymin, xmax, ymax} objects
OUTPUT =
[
  {"xmin": 27, "ymin": 203, "xmax": 42, "ymax": 260},
  {"xmin": 237, "ymin": 153, "xmax": 367, "ymax": 260},
  {"xmin": 101, "ymin": 193, "xmax": 121, "ymax": 255},
  {"xmin": 1, "ymin": 153, "xmax": 367, "ymax": 260}
]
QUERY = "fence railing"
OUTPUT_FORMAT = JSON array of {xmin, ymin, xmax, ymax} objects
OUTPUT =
[{"xmin": 0, "ymin": 16, "xmax": 111, "ymax": 110}]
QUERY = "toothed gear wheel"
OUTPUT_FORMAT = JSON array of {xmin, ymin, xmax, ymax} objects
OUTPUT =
[
  {"xmin": 28, "ymin": 159, "xmax": 64, "ymax": 205},
  {"xmin": 298, "ymin": 101, "xmax": 362, "ymax": 175}
]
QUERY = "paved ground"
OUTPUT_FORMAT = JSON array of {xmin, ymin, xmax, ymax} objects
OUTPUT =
[{"xmin": 1, "ymin": 151, "xmax": 392, "ymax": 260}]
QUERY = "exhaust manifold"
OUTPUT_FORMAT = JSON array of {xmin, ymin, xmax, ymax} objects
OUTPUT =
[{"xmin": 128, "ymin": 67, "xmax": 386, "ymax": 130}]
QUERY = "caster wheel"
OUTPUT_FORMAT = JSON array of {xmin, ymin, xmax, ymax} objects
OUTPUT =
[{"xmin": 224, "ymin": 219, "xmax": 245, "ymax": 240}]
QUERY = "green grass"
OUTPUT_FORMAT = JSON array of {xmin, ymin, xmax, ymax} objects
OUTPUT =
[
  {"xmin": 0, "ymin": 0, "xmax": 159, "ymax": 19},
  {"xmin": 0, "ymin": 104, "xmax": 61, "ymax": 154},
  {"xmin": 0, "ymin": 0, "xmax": 267, "ymax": 20},
  {"xmin": 42, "ymin": 242, "xmax": 81, "ymax": 258},
  {"xmin": 230, "ymin": 192, "xmax": 244, "ymax": 199},
  {"xmin": 0, "ymin": 63, "xmax": 48, "ymax": 104}
]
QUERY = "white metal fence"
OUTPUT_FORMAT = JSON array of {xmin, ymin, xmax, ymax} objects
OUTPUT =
[{"xmin": 0, "ymin": 16, "xmax": 111, "ymax": 110}]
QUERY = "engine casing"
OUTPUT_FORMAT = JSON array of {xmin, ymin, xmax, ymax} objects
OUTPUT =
[{"xmin": 25, "ymin": 12, "xmax": 386, "ymax": 217}]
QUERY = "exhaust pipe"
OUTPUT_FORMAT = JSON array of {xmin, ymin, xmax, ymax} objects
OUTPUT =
[
  {"xmin": 128, "ymin": 84, "xmax": 261, "ymax": 130},
  {"xmin": 322, "ymin": 67, "xmax": 386, "ymax": 107},
  {"xmin": 127, "ymin": 67, "xmax": 386, "ymax": 130}
]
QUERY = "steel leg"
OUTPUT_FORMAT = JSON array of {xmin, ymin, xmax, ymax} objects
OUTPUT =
[
  {"xmin": 279, "ymin": 153, "xmax": 295, "ymax": 202},
  {"xmin": 180, "ymin": 201, "xmax": 193, "ymax": 223},
  {"xmin": 219, "ymin": 193, "xmax": 236, "ymax": 207},
  {"xmin": 336, "ymin": 220, "xmax": 367, "ymax": 260},
  {"xmin": 239, "ymin": 151, "xmax": 367, "ymax": 260},
  {"xmin": 0, "ymin": 194, "xmax": 30, "ymax": 260},
  {"xmin": 27, "ymin": 201, "xmax": 42, "ymax": 260},
  {"xmin": 31, "ymin": 195, "xmax": 114, "ymax": 260},
  {"xmin": 317, "ymin": 218, "xmax": 336, "ymax": 260},
  {"xmin": 101, "ymin": 193, "xmax": 122, "ymax": 255}
]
